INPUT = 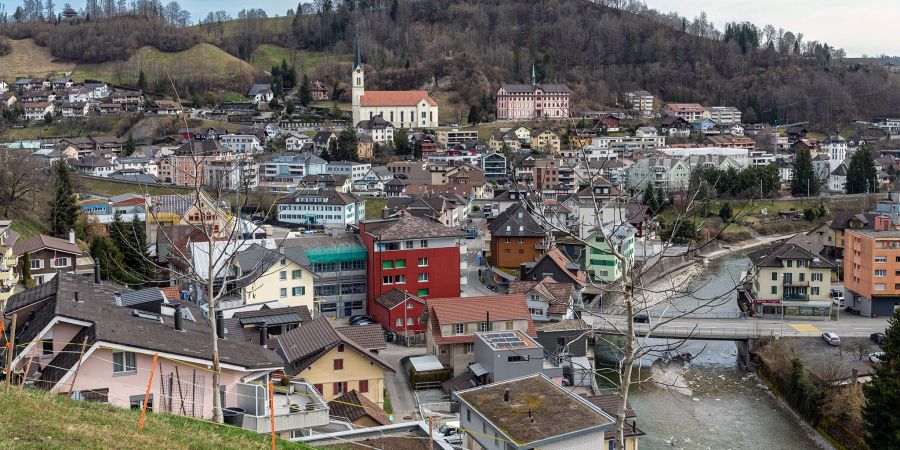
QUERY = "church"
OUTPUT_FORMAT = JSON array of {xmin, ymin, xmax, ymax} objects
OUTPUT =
[{"xmin": 351, "ymin": 36, "xmax": 439, "ymax": 129}]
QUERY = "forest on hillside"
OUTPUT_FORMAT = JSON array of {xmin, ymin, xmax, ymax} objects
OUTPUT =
[{"xmin": 2, "ymin": 0, "xmax": 900, "ymax": 129}]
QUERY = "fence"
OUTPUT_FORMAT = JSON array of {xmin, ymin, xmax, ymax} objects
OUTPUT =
[{"xmin": 158, "ymin": 372, "xmax": 206, "ymax": 418}]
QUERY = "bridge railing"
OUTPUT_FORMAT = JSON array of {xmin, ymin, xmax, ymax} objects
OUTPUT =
[
  {"xmin": 589, "ymin": 306, "xmax": 744, "ymax": 320},
  {"xmin": 593, "ymin": 324, "xmax": 878, "ymax": 340}
]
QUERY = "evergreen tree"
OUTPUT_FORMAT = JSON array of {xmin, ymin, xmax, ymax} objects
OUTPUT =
[
  {"xmin": 336, "ymin": 128, "xmax": 358, "ymax": 161},
  {"xmin": 123, "ymin": 217, "xmax": 153, "ymax": 286},
  {"xmin": 321, "ymin": 140, "xmax": 336, "ymax": 161},
  {"xmin": 20, "ymin": 253, "xmax": 34, "ymax": 288},
  {"xmin": 642, "ymin": 183, "xmax": 658, "ymax": 211},
  {"xmin": 272, "ymin": 77, "xmax": 284, "ymax": 97},
  {"xmin": 299, "ymin": 73, "xmax": 313, "ymax": 106},
  {"xmin": 719, "ymin": 202, "xmax": 733, "ymax": 221},
  {"xmin": 122, "ymin": 134, "xmax": 136, "ymax": 157},
  {"xmin": 467, "ymin": 105, "xmax": 480, "ymax": 125},
  {"xmin": 389, "ymin": 0, "xmax": 398, "ymax": 21},
  {"xmin": 863, "ymin": 308, "xmax": 900, "ymax": 448},
  {"xmin": 44, "ymin": 112, "xmax": 53, "ymax": 124},
  {"xmin": 137, "ymin": 70, "xmax": 146, "ymax": 90},
  {"xmin": 49, "ymin": 160, "xmax": 78, "ymax": 238},
  {"xmin": 89, "ymin": 235, "xmax": 126, "ymax": 283},
  {"xmin": 656, "ymin": 187, "xmax": 666, "ymax": 212},
  {"xmin": 393, "ymin": 128, "xmax": 409, "ymax": 155},
  {"xmin": 845, "ymin": 148, "xmax": 878, "ymax": 194},
  {"xmin": 285, "ymin": 99, "xmax": 296, "ymax": 115},
  {"xmin": 790, "ymin": 149, "xmax": 818, "ymax": 197}
]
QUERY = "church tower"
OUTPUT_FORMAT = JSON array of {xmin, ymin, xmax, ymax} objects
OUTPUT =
[{"xmin": 351, "ymin": 32, "xmax": 365, "ymax": 126}]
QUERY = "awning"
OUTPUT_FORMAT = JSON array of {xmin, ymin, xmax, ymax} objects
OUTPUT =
[
  {"xmin": 409, "ymin": 355, "xmax": 444, "ymax": 372},
  {"xmin": 469, "ymin": 363, "xmax": 488, "ymax": 377}
]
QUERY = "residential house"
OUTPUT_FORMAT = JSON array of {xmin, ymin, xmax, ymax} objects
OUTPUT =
[
  {"xmin": 248, "ymin": 84, "xmax": 274, "ymax": 103},
  {"xmin": 12, "ymin": 232, "xmax": 93, "ymax": 285},
  {"xmin": 625, "ymin": 157, "xmax": 692, "ymax": 192},
  {"xmin": 20, "ymin": 90, "xmax": 56, "ymax": 103},
  {"xmin": 844, "ymin": 227, "xmax": 900, "ymax": 317},
  {"xmin": 829, "ymin": 163, "xmax": 848, "ymax": 193},
  {"xmin": 71, "ymin": 156, "xmax": 116, "ymax": 177},
  {"xmin": 115, "ymin": 157, "xmax": 159, "ymax": 178},
  {"xmin": 143, "ymin": 191, "xmax": 233, "ymax": 241},
  {"xmin": 387, "ymin": 195, "xmax": 463, "ymax": 228},
  {"xmin": 480, "ymin": 152, "xmax": 507, "ymax": 182},
  {"xmin": 356, "ymin": 114, "xmax": 395, "ymax": 143},
  {"xmin": 0, "ymin": 221, "xmax": 19, "ymax": 305},
  {"xmin": 386, "ymin": 161, "xmax": 430, "ymax": 184},
  {"xmin": 509, "ymin": 277, "xmax": 577, "ymax": 322},
  {"xmin": 312, "ymin": 131, "xmax": 337, "ymax": 155},
  {"xmin": 584, "ymin": 223, "xmax": 636, "ymax": 284},
  {"xmin": 50, "ymin": 76, "xmax": 74, "ymax": 90},
  {"xmin": 692, "ymin": 118, "xmax": 717, "ymax": 132},
  {"xmin": 231, "ymin": 245, "xmax": 316, "ymax": 310},
  {"xmin": 625, "ymin": 90, "xmax": 654, "ymax": 117},
  {"xmin": 531, "ymin": 128, "xmax": 561, "ymax": 154},
  {"xmin": 495, "ymin": 83, "xmax": 571, "ymax": 119},
  {"xmin": 353, "ymin": 166, "xmax": 393, "ymax": 192},
  {"xmin": 257, "ymin": 153, "xmax": 328, "ymax": 194},
  {"xmin": 327, "ymin": 160, "xmax": 371, "ymax": 182},
  {"xmin": 310, "ymin": 80, "xmax": 329, "ymax": 101},
  {"xmin": 284, "ymin": 132, "xmax": 313, "ymax": 152},
  {"xmin": 110, "ymin": 91, "xmax": 144, "ymax": 107},
  {"xmin": 60, "ymin": 102, "xmax": 90, "ymax": 117},
  {"xmin": 222, "ymin": 306, "xmax": 312, "ymax": 349},
  {"xmin": 274, "ymin": 189, "xmax": 365, "ymax": 227},
  {"xmin": 487, "ymin": 203, "xmax": 548, "ymax": 269},
  {"xmin": 425, "ymin": 294, "xmax": 535, "ymax": 375},
  {"xmin": 786, "ymin": 125, "xmax": 808, "ymax": 143},
  {"xmin": 466, "ymin": 331, "xmax": 563, "ymax": 386},
  {"xmin": 488, "ymin": 130, "xmax": 522, "ymax": 154},
  {"xmin": 23, "ymin": 102, "xmax": 54, "ymax": 120},
  {"xmin": 276, "ymin": 317, "xmax": 394, "ymax": 406},
  {"xmin": 437, "ymin": 129, "xmax": 479, "ymax": 147},
  {"xmin": 0, "ymin": 80, "xmax": 7, "ymax": 94},
  {"xmin": 455, "ymin": 374, "xmax": 613, "ymax": 449},
  {"xmin": 660, "ymin": 115, "xmax": 692, "ymax": 137},
  {"xmin": 204, "ymin": 157, "xmax": 258, "ymax": 191},
  {"xmin": 582, "ymin": 394, "xmax": 646, "ymax": 450},
  {"xmin": 219, "ymin": 133, "xmax": 264, "ymax": 154},
  {"xmin": 595, "ymin": 114, "xmax": 621, "ymax": 131},
  {"xmin": 0, "ymin": 92, "xmax": 17, "ymax": 108},
  {"xmin": 369, "ymin": 288, "xmax": 428, "ymax": 340},
  {"xmin": 383, "ymin": 178, "xmax": 409, "ymax": 197},
  {"xmin": 701, "ymin": 135, "xmax": 756, "ymax": 150},
  {"xmin": 152, "ymin": 100, "xmax": 183, "ymax": 115},
  {"xmin": 744, "ymin": 235, "xmax": 837, "ymax": 318},
  {"xmin": 299, "ymin": 174, "xmax": 352, "ymax": 193},
  {"xmin": 358, "ymin": 215, "xmax": 466, "ymax": 305},
  {"xmin": 521, "ymin": 247, "xmax": 588, "ymax": 293},
  {"xmin": 661, "ymin": 103, "xmax": 708, "ymax": 121},
  {"xmin": 299, "ymin": 422, "xmax": 454, "ymax": 449},
  {"xmin": 706, "ymin": 106, "xmax": 743, "ymax": 125}
]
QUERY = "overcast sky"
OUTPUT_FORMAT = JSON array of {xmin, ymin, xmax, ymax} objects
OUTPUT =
[{"xmin": 161, "ymin": 0, "xmax": 898, "ymax": 57}]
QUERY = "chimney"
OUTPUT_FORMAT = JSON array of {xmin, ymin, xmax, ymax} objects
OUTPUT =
[
  {"xmin": 259, "ymin": 324, "xmax": 268, "ymax": 347},
  {"xmin": 68, "ymin": 229, "xmax": 75, "ymax": 245},
  {"xmin": 381, "ymin": 206, "xmax": 390, "ymax": 219},
  {"xmin": 215, "ymin": 310, "xmax": 225, "ymax": 339},
  {"xmin": 486, "ymin": 310, "xmax": 491, "ymax": 332},
  {"xmin": 114, "ymin": 292, "xmax": 122, "ymax": 306},
  {"xmin": 503, "ymin": 387, "xmax": 510, "ymax": 402},
  {"xmin": 875, "ymin": 215, "xmax": 891, "ymax": 231},
  {"xmin": 74, "ymin": 291, "xmax": 80, "ymax": 303},
  {"xmin": 93, "ymin": 258, "xmax": 101, "ymax": 284},
  {"xmin": 632, "ymin": 420, "xmax": 637, "ymax": 433},
  {"xmin": 173, "ymin": 303, "xmax": 184, "ymax": 331}
]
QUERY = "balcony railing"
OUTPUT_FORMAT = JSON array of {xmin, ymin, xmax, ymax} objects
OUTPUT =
[
  {"xmin": 783, "ymin": 293, "xmax": 808, "ymax": 301},
  {"xmin": 233, "ymin": 381, "xmax": 329, "ymax": 434}
]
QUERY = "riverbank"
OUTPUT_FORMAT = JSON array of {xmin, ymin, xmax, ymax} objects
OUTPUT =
[{"xmin": 703, "ymin": 231, "xmax": 800, "ymax": 261}]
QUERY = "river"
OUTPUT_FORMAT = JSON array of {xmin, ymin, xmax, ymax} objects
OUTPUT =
[{"xmin": 599, "ymin": 251, "xmax": 824, "ymax": 449}]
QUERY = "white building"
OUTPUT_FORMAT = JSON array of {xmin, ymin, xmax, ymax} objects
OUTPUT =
[
  {"xmin": 248, "ymin": 84, "xmax": 274, "ymax": 103},
  {"xmin": 829, "ymin": 163, "xmax": 848, "ymax": 193},
  {"xmin": 285, "ymin": 133, "xmax": 313, "ymax": 152},
  {"xmin": 356, "ymin": 114, "xmax": 395, "ymax": 143},
  {"xmin": 219, "ymin": 134, "xmax": 264, "ymax": 154},
  {"xmin": 625, "ymin": 90, "xmax": 654, "ymax": 117},
  {"xmin": 275, "ymin": 189, "xmax": 365, "ymax": 227},
  {"xmin": 706, "ymin": 106, "xmax": 743, "ymax": 125},
  {"xmin": 115, "ymin": 157, "xmax": 159, "ymax": 178},
  {"xmin": 351, "ymin": 37, "xmax": 438, "ymax": 128},
  {"xmin": 326, "ymin": 160, "xmax": 371, "ymax": 182},
  {"xmin": 23, "ymin": 102, "xmax": 53, "ymax": 120},
  {"xmin": 823, "ymin": 135, "xmax": 848, "ymax": 171},
  {"xmin": 660, "ymin": 146, "xmax": 750, "ymax": 168}
]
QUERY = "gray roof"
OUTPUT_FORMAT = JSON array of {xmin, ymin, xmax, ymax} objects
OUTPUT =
[
  {"xmin": 501, "ymin": 83, "xmax": 571, "ymax": 94},
  {"xmin": 360, "ymin": 216, "xmax": 466, "ymax": 241},
  {"xmin": 747, "ymin": 240, "xmax": 836, "ymax": 270},
  {"xmin": 247, "ymin": 83, "xmax": 272, "ymax": 96},
  {"xmin": 275, "ymin": 317, "xmax": 393, "ymax": 375},
  {"xmin": 275, "ymin": 189, "xmax": 361, "ymax": 206},
  {"xmin": 119, "ymin": 288, "xmax": 165, "ymax": 308},
  {"xmin": 487, "ymin": 202, "xmax": 545, "ymax": 237}
]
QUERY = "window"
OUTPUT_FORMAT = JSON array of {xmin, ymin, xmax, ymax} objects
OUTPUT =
[
  {"xmin": 358, "ymin": 380, "xmax": 369, "ymax": 393},
  {"xmin": 455, "ymin": 323, "xmax": 464, "ymax": 334},
  {"xmin": 41, "ymin": 332, "xmax": 53, "ymax": 356},
  {"xmin": 405, "ymin": 241, "xmax": 414, "ymax": 249},
  {"xmin": 280, "ymin": 288, "xmax": 287, "ymax": 297},
  {"xmin": 799, "ymin": 273, "xmax": 805, "ymax": 282},
  {"xmin": 518, "ymin": 249, "xmax": 524, "ymax": 255},
  {"xmin": 529, "ymin": 308, "xmax": 544, "ymax": 316},
  {"xmin": 291, "ymin": 287, "xmax": 306, "ymax": 296},
  {"xmin": 771, "ymin": 272, "xmax": 778, "ymax": 281},
  {"xmin": 279, "ymin": 271, "xmax": 287, "ymax": 280},
  {"xmin": 383, "ymin": 276, "xmax": 393, "ymax": 285},
  {"xmin": 876, "ymin": 270, "xmax": 887, "ymax": 277},
  {"xmin": 504, "ymin": 237, "xmax": 511, "ymax": 244},
  {"xmin": 508, "ymin": 355, "xmax": 530, "ymax": 362},
  {"xmin": 418, "ymin": 273, "xmax": 429, "ymax": 282},
  {"xmin": 418, "ymin": 258, "xmax": 428, "ymax": 267},
  {"xmin": 786, "ymin": 260, "xmax": 793, "ymax": 268},
  {"xmin": 52, "ymin": 257, "xmax": 70, "ymax": 268},
  {"xmin": 396, "ymin": 318, "xmax": 403, "ymax": 327},
  {"xmin": 395, "ymin": 275, "xmax": 406, "ymax": 284},
  {"xmin": 418, "ymin": 288, "xmax": 429, "ymax": 297},
  {"xmin": 333, "ymin": 359, "xmax": 344, "ymax": 370},
  {"xmin": 812, "ymin": 273, "xmax": 823, "ymax": 282},
  {"xmin": 382, "ymin": 260, "xmax": 394, "ymax": 269},
  {"xmin": 292, "ymin": 270, "xmax": 302, "ymax": 279},
  {"xmin": 395, "ymin": 259, "xmax": 406, "ymax": 269},
  {"xmin": 875, "ymin": 256, "xmax": 887, "ymax": 263},
  {"xmin": 407, "ymin": 317, "xmax": 414, "ymax": 325},
  {"xmin": 337, "ymin": 344, "xmax": 344, "ymax": 353},
  {"xmin": 30, "ymin": 258, "xmax": 43, "ymax": 270},
  {"xmin": 420, "ymin": 240, "xmax": 428, "ymax": 248},
  {"xmin": 505, "ymin": 321, "xmax": 513, "ymax": 330},
  {"xmin": 113, "ymin": 351, "xmax": 136, "ymax": 374},
  {"xmin": 463, "ymin": 343, "xmax": 474, "ymax": 353},
  {"xmin": 811, "ymin": 287, "xmax": 820, "ymax": 296},
  {"xmin": 875, "ymin": 284, "xmax": 887, "ymax": 291},
  {"xmin": 129, "ymin": 394, "xmax": 152, "ymax": 411},
  {"xmin": 333, "ymin": 382, "xmax": 347, "ymax": 395},
  {"xmin": 771, "ymin": 286, "xmax": 777, "ymax": 294},
  {"xmin": 479, "ymin": 322, "xmax": 490, "ymax": 332},
  {"xmin": 517, "ymin": 237, "xmax": 525, "ymax": 244}
]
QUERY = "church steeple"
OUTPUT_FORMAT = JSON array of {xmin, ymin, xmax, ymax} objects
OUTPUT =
[
  {"xmin": 354, "ymin": 31, "xmax": 362, "ymax": 70},
  {"xmin": 531, "ymin": 63, "xmax": 537, "ymax": 86}
]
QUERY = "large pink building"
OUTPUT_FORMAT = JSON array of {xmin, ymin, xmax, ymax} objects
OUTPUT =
[{"xmin": 495, "ymin": 83, "xmax": 571, "ymax": 120}]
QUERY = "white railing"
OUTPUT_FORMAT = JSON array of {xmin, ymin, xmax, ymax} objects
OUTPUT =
[{"xmin": 592, "ymin": 324, "xmax": 877, "ymax": 340}]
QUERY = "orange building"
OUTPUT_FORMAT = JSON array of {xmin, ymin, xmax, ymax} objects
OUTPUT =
[
  {"xmin": 844, "ymin": 222, "xmax": 900, "ymax": 317},
  {"xmin": 487, "ymin": 203, "xmax": 548, "ymax": 270}
]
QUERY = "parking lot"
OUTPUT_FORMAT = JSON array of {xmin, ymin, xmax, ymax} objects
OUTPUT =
[{"xmin": 779, "ymin": 334, "xmax": 883, "ymax": 383}]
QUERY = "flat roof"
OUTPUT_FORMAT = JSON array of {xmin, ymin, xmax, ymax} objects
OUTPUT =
[
  {"xmin": 476, "ymin": 330, "xmax": 539, "ymax": 350},
  {"xmin": 456, "ymin": 374, "xmax": 612, "ymax": 446},
  {"xmin": 847, "ymin": 229, "xmax": 900, "ymax": 239},
  {"xmin": 409, "ymin": 355, "xmax": 445, "ymax": 372}
]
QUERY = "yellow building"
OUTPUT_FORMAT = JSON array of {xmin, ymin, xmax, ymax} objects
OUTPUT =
[
  {"xmin": 531, "ymin": 128, "xmax": 561, "ymax": 154},
  {"xmin": 276, "ymin": 317, "xmax": 394, "ymax": 407},
  {"xmin": 145, "ymin": 191, "xmax": 233, "ymax": 241},
  {"xmin": 0, "ymin": 220, "xmax": 21, "ymax": 306},
  {"xmin": 232, "ymin": 245, "xmax": 316, "ymax": 310},
  {"xmin": 746, "ymin": 236, "xmax": 837, "ymax": 318}
]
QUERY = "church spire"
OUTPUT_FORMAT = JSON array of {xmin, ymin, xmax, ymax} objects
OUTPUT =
[
  {"xmin": 531, "ymin": 62, "xmax": 536, "ymax": 86},
  {"xmin": 354, "ymin": 31, "xmax": 361, "ymax": 69}
]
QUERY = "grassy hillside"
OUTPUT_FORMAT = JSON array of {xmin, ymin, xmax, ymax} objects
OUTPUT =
[
  {"xmin": 0, "ymin": 116, "xmax": 126, "ymax": 141},
  {"xmin": 250, "ymin": 44, "xmax": 351, "ymax": 77},
  {"xmin": 71, "ymin": 43, "xmax": 260, "ymax": 86},
  {"xmin": 0, "ymin": 38, "xmax": 75, "ymax": 79},
  {"xmin": 0, "ymin": 389, "xmax": 310, "ymax": 449}
]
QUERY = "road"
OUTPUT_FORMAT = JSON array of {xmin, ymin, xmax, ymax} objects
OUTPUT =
[
  {"xmin": 378, "ymin": 343, "xmax": 426, "ymax": 421},
  {"xmin": 581, "ymin": 311, "xmax": 890, "ymax": 340},
  {"xmin": 461, "ymin": 219, "xmax": 494, "ymax": 297}
]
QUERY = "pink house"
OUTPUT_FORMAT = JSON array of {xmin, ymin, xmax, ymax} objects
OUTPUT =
[{"xmin": 3, "ymin": 275, "xmax": 329, "ymax": 435}]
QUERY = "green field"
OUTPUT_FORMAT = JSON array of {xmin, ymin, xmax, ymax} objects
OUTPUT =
[
  {"xmin": 0, "ymin": 116, "xmax": 125, "ymax": 141},
  {"xmin": 250, "ymin": 44, "xmax": 352, "ymax": 77},
  {"xmin": 0, "ymin": 389, "xmax": 309, "ymax": 449}
]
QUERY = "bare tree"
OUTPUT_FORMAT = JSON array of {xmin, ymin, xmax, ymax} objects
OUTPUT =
[
  {"xmin": 0, "ymin": 148, "xmax": 46, "ymax": 218},
  {"xmin": 513, "ymin": 121, "xmax": 761, "ymax": 448}
]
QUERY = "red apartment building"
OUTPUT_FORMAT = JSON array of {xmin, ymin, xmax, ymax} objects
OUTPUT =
[
  {"xmin": 358, "ymin": 216, "xmax": 466, "ymax": 323},
  {"xmin": 369, "ymin": 288, "xmax": 429, "ymax": 337}
]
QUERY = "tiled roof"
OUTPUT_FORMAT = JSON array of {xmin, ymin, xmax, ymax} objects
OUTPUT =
[
  {"xmin": 329, "ymin": 390, "xmax": 391, "ymax": 425},
  {"xmin": 275, "ymin": 317, "xmax": 393, "ymax": 374},
  {"xmin": 359, "ymin": 90, "xmax": 437, "ymax": 107},
  {"xmin": 487, "ymin": 203, "xmax": 545, "ymax": 237},
  {"xmin": 747, "ymin": 241, "xmax": 836, "ymax": 269},
  {"xmin": 427, "ymin": 294, "xmax": 535, "ymax": 345},
  {"xmin": 374, "ymin": 288, "xmax": 425, "ymax": 310},
  {"xmin": 360, "ymin": 216, "xmax": 465, "ymax": 241},
  {"xmin": 12, "ymin": 234, "xmax": 82, "ymax": 256},
  {"xmin": 334, "ymin": 324, "xmax": 387, "ymax": 351},
  {"xmin": 233, "ymin": 305, "xmax": 313, "ymax": 323},
  {"xmin": 525, "ymin": 247, "xmax": 587, "ymax": 288},
  {"xmin": 508, "ymin": 277, "xmax": 574, "ymax": 315}
]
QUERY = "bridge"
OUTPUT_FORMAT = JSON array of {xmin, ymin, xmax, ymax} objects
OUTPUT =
[{"xmin": 580, "ymin": 313, "xmax": 889, "ymax": 341}]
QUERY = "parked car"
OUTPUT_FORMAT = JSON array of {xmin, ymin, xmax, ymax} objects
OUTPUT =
[
  {"xmin": 870, "ymin": 332, "xmax": 886, "ymax": 345},
  {"xmin": 869, "ymin": 352, "xmax": 886, "ymax": 364},
  {"xmin": 439, "ymin": 421, "xmax": 462, "ymax": 445},
  {"xmin": 830, "ymin": 289, "xmax": 845, "ymax": 307},
  {"xmin": 633, "ymin": 314, "xmax": 650, "ymax": 324},
  {"xmin": 348, "ymin": 315, "xmax": 375, "ymax": 325},
  {"xmin": 821, "ymin": 332, "xmax": 841, "ymax": 346},
  {"xmin": 352, "ymin": 318, "xmax": 375, "ymax": 326}
]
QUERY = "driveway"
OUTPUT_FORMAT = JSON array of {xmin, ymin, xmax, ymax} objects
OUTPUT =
[{"xmin": 379, "ymin": 342, "xmax": 426, "ymax": 420}]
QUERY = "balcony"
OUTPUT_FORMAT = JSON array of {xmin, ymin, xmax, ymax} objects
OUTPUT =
[
  {"xmin": 783, "ymin": 293, "xmax": 809, "ymax": 301},
  {"xmin": 233, "ymin": 381, "xmax": 329, "ymax": 434}
]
